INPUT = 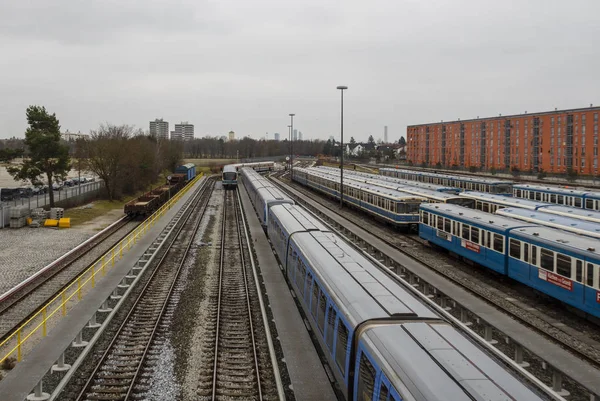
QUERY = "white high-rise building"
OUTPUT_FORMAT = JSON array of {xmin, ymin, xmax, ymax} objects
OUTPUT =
[
  {"xmin": 384, "ymin": 126, "xmax": 388, "ymax": 144},
  {"xmin": 150, "ymin": 119, "xmax": 169, "ymax": 140},
  {"xmin": 228, "ymin": 131, "xmax": 235, "ymax": 141},
  {"xmin": 172, "ymin": 122, "xmax": 194, "ymax": 141},
  {"xmin": 293, "ymin": 129, "xmax": 298, "ymax": 141},
  {"xmin": 298, "ymin": 131, "xmax": 303, "ymax": 140},
  {"xmin": 274, "ymin": 133, "xmax": 280, "ymax": 141}
]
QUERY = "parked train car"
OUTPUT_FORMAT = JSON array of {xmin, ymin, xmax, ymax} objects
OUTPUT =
[
  {"xmin": 174, "ymin": 163, "xmax": 196, "ymax": 181},
  {"xmin": 380, "ymin": 167, "xmax": 513, "ymax": 195},
  {"xmin": 222, "ymin": 164, "xmax": 238, "ymax": 188},
  {"xmin": 266, "ymin": 201, "xmax": 547, "ymax": 400},
  {"xmin": 240, "ymin": 167, "xmax": 276, "ymax": 207},
  {"xmin": 310, "ymin": 167, "xmax": 473, "ymax": 207},
  {"xmin": 420, "ymin": 203, "xmax": 600, "ymax": 318},
  {"xmin": 293, "ymin": 167, "xmax": 426, "ymax": 227},
  {"xmin": 461, "ymin": 191, "xmax": 600, "ymax": 223},
  {"xmin": 241, "ymin": 167, "xmax": 293, "ymax": 226},
  {"xmin": 496, "ymin": 207, "xmax": 600, "ymax": 239},
  {"xmin": 316, "ymin": 166, "xmax": 461, "ymax": 194},
  {"xmin": 514, "ymin": 184, "xmax": 600, "ymax": 211}
]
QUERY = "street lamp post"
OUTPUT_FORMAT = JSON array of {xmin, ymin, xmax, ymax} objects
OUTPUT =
[
  {"xmin": 336, "ymin": 86, "xmax": 348, "ymax": 208},
  {"xmin": 287, "ymin": 124, "xmax": 292, "ymax": 171},
  {"xmin": 289, "ymin": 114, "xmax": 295, "ymax": 178}
]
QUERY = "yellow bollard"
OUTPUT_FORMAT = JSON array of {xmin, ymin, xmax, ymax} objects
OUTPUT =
[
  {"xmin": 120, "ymin": 242, "xmax": 123, "ymax": 258},
  {"xmin": 17, "ymin": 330, "xmax": 22, "ymax": 362},
  {"xmin": 43, "ymin": 307, "xmax": 47, "ymax": 337},
  {"xmin": 62, "ymin": 292, "xmax": 67, "ymax": 316}
]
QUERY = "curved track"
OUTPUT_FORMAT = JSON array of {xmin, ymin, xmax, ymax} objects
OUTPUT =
[{"xmin": 74, "ymin": 179, "xmax": 215, "ymax": 401}]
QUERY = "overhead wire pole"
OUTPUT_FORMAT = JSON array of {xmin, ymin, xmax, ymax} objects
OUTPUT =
[
  {"xmin": 337, "ymin": 85, "xmax": 348, "ymax": 208},
  {"xmin": 289, "ymin": 114, "xmax": 295, "ymax": 179},
  {"xmin": 287, "ymin": 124, "xmax": 292, "ymax": 171}
]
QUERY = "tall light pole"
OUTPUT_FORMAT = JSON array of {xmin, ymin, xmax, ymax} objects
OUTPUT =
[
  {"xmin": 337, "ymin": 86, "xmax": 348, "ymax": 208},
  {"xmin": 289, "ymin": 114, "xmax": 295, "ymax": 178},
  {"xmin": 287, "ymin": 124, "xmax": 292, "ymax": 171}
]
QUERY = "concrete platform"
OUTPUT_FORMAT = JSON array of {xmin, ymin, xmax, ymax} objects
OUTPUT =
[
  {"xmin": 238, "ymin": 184, "xmax": 337, "ymax": 401},
  {"xmin": 0, "ymin": 177, "xmax": 206, "ymax": 401},
  {"xmin": 278, "ymin": 178, "xmax": 600, "ymax": 397}
]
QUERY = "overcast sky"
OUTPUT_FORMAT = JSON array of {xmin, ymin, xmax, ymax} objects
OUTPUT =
[{"xmin": 1, "ymin": 0, "xmax": 599, "ymax": 143}]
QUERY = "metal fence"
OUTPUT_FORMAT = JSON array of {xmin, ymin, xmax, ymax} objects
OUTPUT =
[{"xmin": 0, "ymin": 181, "xmax": 105, "ymax": 228}]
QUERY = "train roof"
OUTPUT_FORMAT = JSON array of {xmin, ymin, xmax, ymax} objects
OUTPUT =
[
  {"xmin": 539, "ymin": 205, "xmax": 600, "ymax": 222},
  {"xmin": 513, "ymin": 183, "xmax": 592, "ymax": 196},
  {"xmin": 298, "ymin": 168, "xmax": 426, "ymax": 201},
  {"xmin": 270, "ymin": 204, "xmax": 330, "ymax": 233},
  {"xmin": 223, "ymin": 164, "xmax": 237, "ymax": 173},
  {"xmin": 496, "ymin": 208, "xmax": 600, "ymax": 238},
  {"xmin": 175, "ymin": 163, "xmax": 195, "ymax": 170},
  {"xmin": 379, "ymin": 168, "xmax": 513, "ymax": 185},
  {"xmin": 460, "ymin": 191, "xmax": 550, "ymax": 209},
  {"xmin": 421, "ymin": 203, "xmax": 531, "ymax": 231},
  {"xmin": 257, "ymin": 185, "xmax": 292, "ymax": 202},
  {"xmin": 363, "ymin": 323, "xmax": 544, "ymax": 401},
  {"xmin": 509, "ymin": 226, "xmax": 600, "ymax": 258},
  {"xmin": 292, "ymin": 231, "xmax": 438, "ymax": 326}
]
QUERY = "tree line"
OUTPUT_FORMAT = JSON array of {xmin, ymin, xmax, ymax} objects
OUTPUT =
[{"xmin": 8, "ymin": 106, "xmax": 183, "ymax": 206}]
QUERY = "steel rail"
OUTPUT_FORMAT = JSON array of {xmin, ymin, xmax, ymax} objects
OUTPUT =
[
  {"xmin": 234, "ymin": 190, "xmax": 263, "ymax": 400},
  {"xmin": 75, "ymin": 179, "xmax": 215, "ymax": 401}
]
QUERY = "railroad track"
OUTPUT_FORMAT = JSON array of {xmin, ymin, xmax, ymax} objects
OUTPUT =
[
  {"xmin": 197, "ymin": 189, "xmax": 277, "ymax": 400},
  {"xmin": 73, "ymin": 180, "xmax": 215, "ymax": 401},
  {"xmin": 0, "ymin": 217, "xmax": 139, "ymax": 340},
  {"xmin": 271, "ymin": 174, "xmax": 600, "ymax": 397}
]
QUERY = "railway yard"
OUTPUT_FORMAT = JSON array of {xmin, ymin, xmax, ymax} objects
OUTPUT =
[{"xmin": 0, "ymin": 161, "xmax": 599, "ymax": 401}]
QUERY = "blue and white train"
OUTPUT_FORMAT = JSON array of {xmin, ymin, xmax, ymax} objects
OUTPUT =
[
  {"xmin": 514, "ymin": 184, "xmax": 600, "ymax": 211},
  {"xmin": 420, "ymin": 203, "xmax": 600, "ymax": 318},
  {"xmin": 380, "ymin": 167, "xmax": 514, "ymax": 195},
  {"xmin": 496, "ymin": 207, "xmax": 600, "ymax": 240},
  {"xmin": 222, "ymin": 164, "xmax": 238, "ymax": 188},
  {"xmin": 293, "ymin": 167, "xmax": 426, "ymax": 227},
  {"xmin": 239, "ymin": 171, "xmax": 549, "ymax": 400},
  {"xmin": 460, "ymin": 191, "xmax": 600, "ymax": 223},
  {"xmin": 240, "ymin": 167, "xmax": 293, "ymax": 226}
]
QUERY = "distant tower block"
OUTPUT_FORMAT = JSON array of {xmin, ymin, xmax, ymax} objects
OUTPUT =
[
  {"xmin": 228, "ymin": 131, "xmax": 235, "ymax": 141},
  {"xmin": 384, "ymin": 126, "xmax": 388, "ymax": 144},
  {"xmin": 274, "ymin": 133, "xmax": 280, "ymax": 141}
]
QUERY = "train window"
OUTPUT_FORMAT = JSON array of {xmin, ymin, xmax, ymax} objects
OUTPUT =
[
  {"xmin": 326, "ymin": 306, "xmax": 336, "ymax": 351},
  {"xmin": 311, "ymin": 282, "xmax": 319, "ymax": 318},
  {"xmin": 482, "ymin": 202, "xmax": 490, "ymax": 213},
  {"xmin": 471, "ymin": 227, "xmax": 480, "ymax": 244},
  {"xmin": 529, "ymin": 192, "xmax": 535, "ymax": 200},
  {"xmin": 576, "ymin": 260, "xmax": 583, "ymax": 282},
  {"xmin": 509, "ymin": 239, "xmax": 521, "ymax": 259},
  {"xmin": 540, "ymin": 249, "xmax": 554, "ymax": 271},
  {"xmin": 531, "ymin": 245, "xmax": 537, "ymax": 265},
  {"xmin": 305, "ymin": 272, "xmax": 312, "ymax": 302},
  {"xmin": 462, "ymin": 224, "xmax": 470, "ymax": 240},
  {"xmin": 444, "ymin": 218, "xmax": 451, "ymax": 233},
  {"xmin": 357, "ymin": 352, "xmax": 376, "ymax": 401},
  {"xmin": 556, "ymin": 254, "xmax": 572, "ymax": 277},
  {"xmin": 586, "ymin": 199, "xmax": 594, "ymax": 209},
  {"xmin": 575, "ymin": 198, "xmax": 582, "ymax": 208},
  {"xmin": 336, "ymin": 322, "xmax": 349, "ymax": 376},
  {"xmin": 558, "ymin": 195, "xmax": 564, "ymax": 204},
  {"xmin": 378, "ymin": 382, "xmax": 389, "ymax": 401},
  {"xmin": 524, "ymin": 243, "xmax": 529, "ymax": 263},
  {"xmin": 422, "ymin": 211, "xmax": 429, "ymax": 225},
  {"xmin": 550, "ymin": 194, "xmax": 557, "ymax": 203},
  {"xmin": 317, "ymin": 292, "xmax": 327, "ymax": 333},
  {"xmin": 486, "ymin": 231, "xmax": 491, "ymax": 249},
  {"xmin": 516, "ymin": 189, "xmax": 522, "ymax": 197},
  {"xmin": 493, "ymin": 234, "xmax": 504, "ymax": 253},
  {"xmin": 437, "ymin": 216, "xmax": 444, "ymax": 230},
  {"xmin": 587, "ymin": 264, "xmax": 595, "ymax": 286}
]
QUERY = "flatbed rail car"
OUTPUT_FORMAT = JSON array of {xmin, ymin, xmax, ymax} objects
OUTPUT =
[
  {"xmin": 461, "ymin": 191, "xmax": 600, "ymax": 223},
  {"xmin": 124, "ymin": 169, "xmax": 191, "ymax": 217},
  {"xmin": 420, "ymin": 203, "xmax": 600, "ymax": 318},
  {"xmin": 380, "ymin": 167, "xmax": 514, "ymax": 195},
  {"xmin": 222, "ymin": 164, "xmax": 238, "ymax": 188},
  {"xmin": 267, "ymin": 203, "xmax": 548, "ymax": 400},
  {"xmin": 316, "ymin": 166, "xmax": 461, "ymax": 194},
  {"xmin": 514, "ymin": 183, "xmax": 600, "ymax": 211},
  {"xmin": 496, "ymin": 207, "xmax": 600, "ymax": 239},
  {"xmin": 293, "ymin": 167, "xmax": 426, "ymax": 227},
  {"xmin": 309, "ymin": 167, "xmax": 473, "ymax": 207}
]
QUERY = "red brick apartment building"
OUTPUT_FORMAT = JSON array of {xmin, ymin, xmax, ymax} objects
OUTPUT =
[{"xmin": 407, "ymin": 106, "xmax": 600, "ymax": 176}]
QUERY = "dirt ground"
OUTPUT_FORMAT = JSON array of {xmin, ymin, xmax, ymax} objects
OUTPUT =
[{"xmin": 71, "ymin": 208, "xmax": 126, "ymax": 233}]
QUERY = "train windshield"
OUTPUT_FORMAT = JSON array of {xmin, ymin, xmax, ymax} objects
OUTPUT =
[
  {"xmin": 448, "ymin": 198, "xmax": 475, "ymax": 208},
  {"xmin": 397, "ymin": 201, "xmax": 422, "ymax": 214},
  {"xmin": 223, "ymin": 172, "xmax": 237, "ymax": 180}
]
